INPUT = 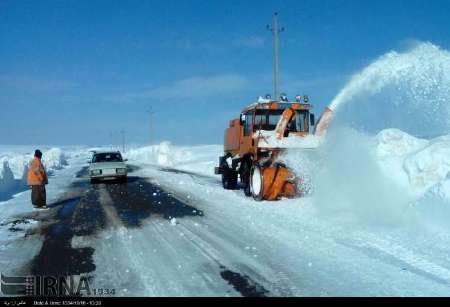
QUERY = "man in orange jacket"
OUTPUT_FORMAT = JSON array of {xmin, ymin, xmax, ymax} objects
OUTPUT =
[{"xmin": 27, "ymin": 149, "xmax": 49, "ymax": 209}]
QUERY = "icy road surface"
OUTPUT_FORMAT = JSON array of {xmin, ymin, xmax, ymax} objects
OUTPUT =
[{"xmin": 2, "ymin": 157, "xmax": 450, "ymax": 297}]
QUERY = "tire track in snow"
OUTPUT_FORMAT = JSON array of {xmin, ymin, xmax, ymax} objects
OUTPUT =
[
  {"xmin": 335, "ymin": 234, "xmax": 450, "ymax": 286},
  {"xmin": 141, "ymin": 164, "xmax": 450, "ymax": 295},
  {"xmin": 87, "ymin": 177, "xmax": 235, "ymax": 296},
  {"xmin": 87, "ymin": 176, "xmax": 272, "ymax": 296},
  {"xmin": 91, "ymin": 183, "xmax": 160, "ymax": 296},
  {"xmin": 173, "ymin": 216, "xmax": 293, "ymax": 296},
  {"xmin": 138, "ymin": 167, "xmax": 307, "ymax": 295}
]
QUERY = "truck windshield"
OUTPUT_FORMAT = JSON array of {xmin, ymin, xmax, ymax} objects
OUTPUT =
[
  {"xmin": 254, "ymin": 110, "xmax": 308, "ymax": 132},
  {"xmin": 93, "ymin": 153, "xmax": 123, "ymax": 163}
]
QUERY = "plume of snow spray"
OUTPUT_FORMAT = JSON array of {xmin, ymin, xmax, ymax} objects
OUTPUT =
[
  {"xmin": 287, "ymin": 42, "xmax": 450, "ymax": 227},
  {"xmin": 329, "ymin": 42, "xmax": 450, "ymax": 136},
  {"xmin": 313, "ymin": 126, "xmax": 413, "ymax": 226}
]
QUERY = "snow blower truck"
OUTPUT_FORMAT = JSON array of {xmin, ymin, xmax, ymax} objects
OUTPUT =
[{"xmin": 215, "ymin": 95, "xmax": 333, "ymax": 201}]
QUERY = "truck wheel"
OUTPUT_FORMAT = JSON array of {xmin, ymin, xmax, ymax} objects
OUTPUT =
[
  {"xmin": 244, "ymin": 183, "xmax": 251, "ymax": 197},
  {"xmin": 240, "ymin": 160, "xmax": 252, "ymax": 197},
  {"xmin": 222, "ymin": 171, "xmax": 238, "ymax": 190},
  {"xmin": 250, "ymin": 164, "xmax": 264, "ymax": 201}
]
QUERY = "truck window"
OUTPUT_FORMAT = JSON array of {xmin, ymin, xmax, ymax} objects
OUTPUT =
[
  {"xmin": 254, "ymin": 110, "xmax": 283, "ymax": 131},
  {"xmin": 243, "ymin": 112, "xmax": 253, "ymax": 136},
  {"xmin": 288, "ymin": 111, "xmax": 307, "ymax": 132},
  {"xmin": 296, "ymin": 111, "xmax": 306, "ymax": 132},
  {"xmin": 268, "ymin": 113, "xmax": 282, "ymax": 129},
  {"xmin": 255, "ymin": 113, "xmax": 265, "ymax": 129}
]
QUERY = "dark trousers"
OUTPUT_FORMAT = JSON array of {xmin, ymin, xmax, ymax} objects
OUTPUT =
[{"xmin": 31, "ymin": 185, "xmax": 46, "ymax": 208}]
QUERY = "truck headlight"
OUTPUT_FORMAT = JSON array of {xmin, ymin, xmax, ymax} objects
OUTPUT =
[{"xmin": 116, "ymin": 168, "xmax": 126, "ymax": 174}]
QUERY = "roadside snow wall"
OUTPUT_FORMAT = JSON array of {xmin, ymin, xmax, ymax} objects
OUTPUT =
[{"xmin": 0, "ymin": 147, "xmax": 68, "ymax": 201}]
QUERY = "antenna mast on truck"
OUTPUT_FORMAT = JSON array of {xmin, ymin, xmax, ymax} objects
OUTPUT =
[{"xmin": 267, "ymin": 12, "xmax": 284, "ymax": 101}]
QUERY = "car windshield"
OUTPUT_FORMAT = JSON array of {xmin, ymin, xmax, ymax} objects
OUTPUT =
[
  {"xmin": 92, "ymin": 153, "xmax": 123, "ymax": 163},
  {"xmin": 254, "ymin": 110, "xmax": 308, "ymax": 132}
]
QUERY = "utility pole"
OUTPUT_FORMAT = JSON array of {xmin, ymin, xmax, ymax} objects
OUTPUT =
[{"xmin": 267, "ymin": 12, "xmax": 284, "ymax": 101}]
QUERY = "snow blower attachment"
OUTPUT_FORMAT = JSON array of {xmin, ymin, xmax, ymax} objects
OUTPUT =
[{"xmin": 215, "ymin": 96, "xmax": 333, "ymax": 201}]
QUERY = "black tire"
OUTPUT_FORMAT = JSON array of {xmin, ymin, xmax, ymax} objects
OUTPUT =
[
  {"xmin": 243, "ymin": 183, "xmax": 251, "ymax": 197},
  {"xmin": 240, "ymin": 159, "xmax": 252, "ymax": 197},
  {"xmin": 90, "ymin": 178, "xmax": 98, "ymax": 184},
  {"xmin": 222, "ymin": 170, "xmax": 238, "ymax": 190},
  {"xmin": 250, "ymin": 163, "xmax": 264, "ymax": 201}
]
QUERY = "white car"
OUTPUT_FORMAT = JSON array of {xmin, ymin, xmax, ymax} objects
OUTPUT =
[{"xmin": 89, "ymin": 151, "xmax": 128, "ymax": 183}]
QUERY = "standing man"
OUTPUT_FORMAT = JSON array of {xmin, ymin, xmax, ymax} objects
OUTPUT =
[{"xmin": 27, "ymin": 149, "xmax": 49, "ymax": 210}]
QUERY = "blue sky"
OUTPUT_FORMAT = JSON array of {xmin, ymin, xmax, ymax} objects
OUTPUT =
[{"xmin": 1, "ymin": 0, "xmax": 450, "ymax": 145}]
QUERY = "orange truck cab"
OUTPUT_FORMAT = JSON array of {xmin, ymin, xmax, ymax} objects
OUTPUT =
[{"xmin": 215, "ymin": 95, "xmax": 331, "ymax": 201}]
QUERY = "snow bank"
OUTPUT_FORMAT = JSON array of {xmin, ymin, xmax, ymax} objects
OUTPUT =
[
  {"xmin": 126, "ymin": 128, "xmax": 450, "ymax": 204},
  {"xmin": 0, "ymin": 155, "xmax": 29, "ymax": 180},
  {"xmin": 403, "ymin": 137, "xmax": 450, "ymax": 191},
  {"xmin": 279, "ymin": 127, "xmax": 450, "ymax": 225},
  {"xmin": 0, "ymin": 147, "xmax": 68, "ymax": 180},
  {"xmin": 126, "ymin": 142, "xmax": 221, "ymax": 175},
  {"xmin": 375, "ymin": 129, "xmax": 429, "ymax": 158},
  {"xmin": 42, "ymin": 148, "xmax": 68, "ymax": 173},
  {"xmin": 374, "ymin": 129, "xmax": 450, "ymax": 195},
  {"xmin": 0, "ymin": 147, "xmax": 72, "ymax": 201},
  {"xmin": 126, "ymin": 142, "xmax": 191, "ymax": 167}
]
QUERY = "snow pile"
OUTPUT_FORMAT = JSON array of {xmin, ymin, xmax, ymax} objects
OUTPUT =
[
  {"xmin": 126, "ymin": 142, "xmax": 221, "ymax": 175},
  {"xmin": 0, "ymin": 154, "xmax": 29, "ymax": 180},
  {"xmin": 0, "ymin": 147, "xmax": 68, "ymax": 181},
  {"xmin": 423, "ymin": 180, "xmax": 450, "ymax": 203},
  {"xmin": 126, "ymin": 142, "xmax": 191, "ymax": 167},
  {"xmin": 0, "ymin": 147, "xmax": 72, "ymax": 201},
  {"xmin": 42, "ymin": 148, "xmax": 68, "ymax": 173},
  {"xmin": 156, "ymin": 142, "xmax": 177, "ymax": 166},
  {"xmin": 375, "ymin": 129, "xmax": 429, "ymax": 158},
  {"xmin": 0, "ymin": 160, "xmax": 22, "ymax": 197},
  {"xmin": 280, "ymin": 126, "xmax": 450, "ymax": 225},
  {"xmin": 373, "ymin": 129, "xmax": 450, "ymax": 195},
  {"xmin": 403, "ymin": 136, "xmax": 450, "ymax": 191}
]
